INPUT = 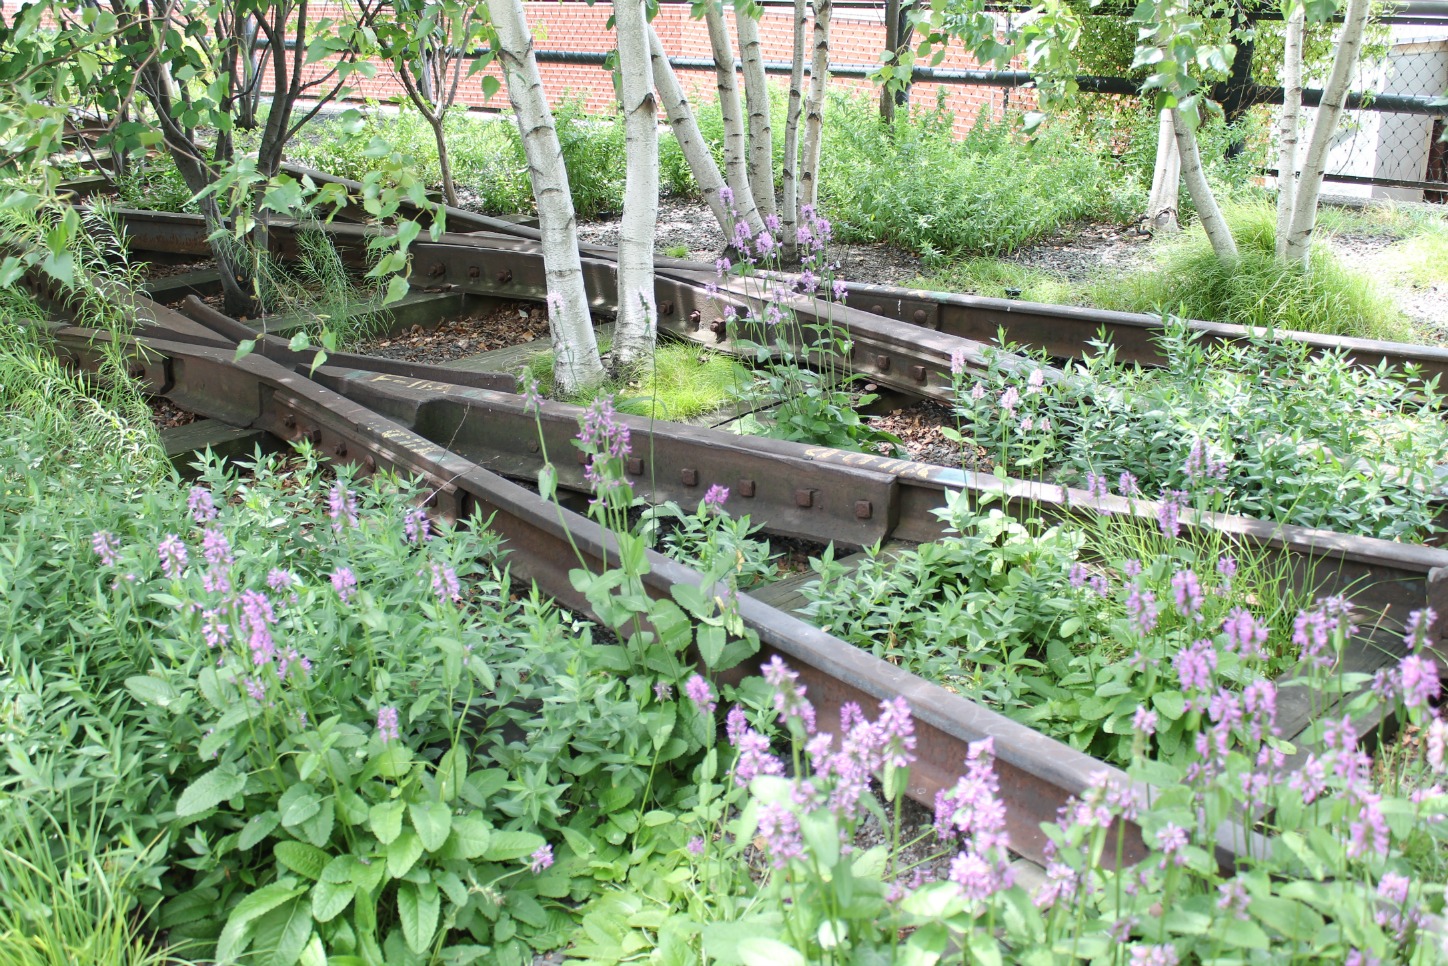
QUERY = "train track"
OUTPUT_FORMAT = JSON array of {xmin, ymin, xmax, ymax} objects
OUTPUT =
[{"xmin": 31, "ymin": 198, "xmax": 1448, "ymax": 876}]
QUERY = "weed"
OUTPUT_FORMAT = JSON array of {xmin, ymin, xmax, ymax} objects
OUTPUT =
[{"xmin": 524, "ymin": 338, "xmax": 750, "ymax": 421}]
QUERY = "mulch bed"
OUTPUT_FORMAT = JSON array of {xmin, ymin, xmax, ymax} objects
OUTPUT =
[
  {"xmin": 355, "ymin": 301, "xmax": 551, "ymax": 364},
  {"xmin": 151, "ymin": 396, "xmax": 198, "ymax": 430}
]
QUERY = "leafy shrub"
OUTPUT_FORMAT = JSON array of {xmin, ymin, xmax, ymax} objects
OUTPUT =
[
  {"xmin": 1, "ymin": 434, "xmax": 732, "ymax": 963},
  {"xmin": 820, "ymin": 95, "xmax": 1138, "ymax": 259},
  {"xmin": 800, "ymin": 490, "xmax": 1307, "ymax": 764},
  {"xmin": 952, "ymin": 322, "xmax": 1448, "ymax": 542}
]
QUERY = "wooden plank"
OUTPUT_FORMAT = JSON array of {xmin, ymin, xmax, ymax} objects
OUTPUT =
[
  {"xmin": 141, "ymin": 268, "xmax": 222, "ymax": 301},
  {"xmin": 160, "ymin": 418, "xmax": 271, "ymax": 471}
]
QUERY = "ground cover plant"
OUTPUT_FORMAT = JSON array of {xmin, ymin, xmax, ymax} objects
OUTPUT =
[
  {"xmin": 946, "ymin": 321, "xmax": 1448, "ymax": 543},
  {"xmin": 522, "ymin": 338, "xmax": 751, "ymax": 421}
]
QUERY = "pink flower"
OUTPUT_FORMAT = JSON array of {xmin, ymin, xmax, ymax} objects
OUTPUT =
[
  {"xmin": 684, "ymin": 674, "xmax": 716, "ymax": 715},
  {"xmin": 703, "ymin": 484, "xmax": 729, "ymax": 509},
  {"xmin": 157, "ymin": 534, "xmax": 188, "ymax": 579},
  {"xmin": 188, "ymin": 487, "xmax": 217, "ymax": 523},
  {"xmin": 529, "ymin": 844, "xmax": 554, "ymax": 873},
  {"xmin": 376, "ymin": 705, "xmax": 400, "ymax": 744},
  {"xmin": 92, "ymin": 531, "xmax": 120, "ymax": 566},
  {"xmin": 331, "ymin": 567, "xmax": 357, "ymax": 604}
]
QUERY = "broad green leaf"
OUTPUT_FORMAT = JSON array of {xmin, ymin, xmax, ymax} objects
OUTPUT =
[
  {"xmin": 369, "ymin": 800, "xmax": 405, "ymax": 845},
  {"xmin": 482, "ymin": 830, "xmax": 545, "ymax": 863},
  {"xmin": 176, "ymin": 765, "xmax": 247, "ymax": 819},
  {"xmin": 310, "ymin": 878, "xmax": 356, "ymax": 923},
  {"xmin": 215, "ymin": 883, "xmax": 305, "ymax": 962},
  {"xmin": 409, "ymin": 800, "xmax": 452, "ymax": 852},
  {"xmin": 125, "ymin": 675, "xmax": 180, "ymax": 707},
  {"xmin": 388, "ymin": 830, "xmax": 424, "ymax": 879},
  {"xmin": 739, "ymin": 938, "xmax": 805, "ymax": 966},
  {"xmin": 397, "ymin": 881, "xmax": 440, "ymax": 955},
  {"xmin": 274, "ymin": 841, "xmax": 330, "ymax": 881}
]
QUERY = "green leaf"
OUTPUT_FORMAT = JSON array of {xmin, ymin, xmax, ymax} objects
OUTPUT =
[
  {"xmin": 739, "ymin": 938, "xmax": 805, "ymax": 966},
  {"xmin": 310, "ymin": 879, "xmax": 356, "ymax": 923},
  {"xmin": 409, "ymin": 800, "xmax": 452, "ymax": 852},
  {"xmin": 369, "ymin": 800, "xmax": 405, "ymax": 845},
  {"xmin": 215, "ymin": 883, "xmax": 305, "ymax": 962},
  {"xmin": 397, "ymin": 881, "xmax": 440, "ymax": 955},
  {"xmin": 388, "ymin": 830, "xmax": 424, "ymax": 879},
  {"xmin": 265, "ymin": 897, "xmax": 313, "ymax": 966},
  {"xmin": 384, "ymin": 274, "xmax": 410, "ymax": 305},
  {"xmin": 288, "ymin": 331, "xmax": 311, "ymax": 352},
  {"xmin": 440, "ymin": 813, "xmax": 492, "ymax": 859},
  {"xmin": 279, "ymin": 785, "xmax": 322, "ymax": 828},
  {"xmin": 1152, "ymin": 690, "xmax": 1187, "ymax": 721},
  {"xmin": 482, "ymin": 830, "xmax": 545, "ymax": 863},
  {"xmin": 176, "ymin": 765, "xmax": 247, "ymax": 819},
  {"xmin": 125, "ymin": 675, "xmax": 180, "ymax": 707},
  {"xmin": 235, "ymin": 339, "xmax": 257, "ymax": 362},
  {"xmin": 274, "ymin": 841, "xmax": 330, "ymax": 881}
]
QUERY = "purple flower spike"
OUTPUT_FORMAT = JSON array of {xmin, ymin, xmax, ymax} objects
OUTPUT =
[
  {"xmin": 430, "ymin": 562, "xmax": 461, "ymax": 604},
  {"xmin": 756, "ymin": 802, "xmax": 804, "ymax": 868},
  {"xmin": 685, "ymin": 674, "xmax": 716, "ymax": 715},
  {"xmin": 157, "ymin": 534, "xmax": 188, "ymax": 579},
  {"xmin": 92, "ymin": 531, "xmax": 120, "ymax": 567},
  {"xmin": 331, "ymin": 567, "xmax": 357, "ymax": 604},
  {"xmin": 703, "ymin": 484, "xmax": 729, "ymax": 509},
  {"xmin": 1400, "ymin": 654, "xmax": 1441, "ymax": 709},
  {"xmin": 1132, "ymin": 706, "xmax": 1157, "ymax": 736},
  {"xmin": 328, "ymin": 483, "xmax": 358, "ymax": 532},
  {"xmin": 1404, "ymin": 608, "xmax": 1437, "ymax": 651},
  {"xmin": 376, "ymin": 705, "xmax": 400, "ymax": 744},
  {"xmin": 529, "ymin": 844, "xmax": 554, "ymax": 873},
  {"xmin": 188, "ymin": 487, "xmax": 217, "ymax": 524}
]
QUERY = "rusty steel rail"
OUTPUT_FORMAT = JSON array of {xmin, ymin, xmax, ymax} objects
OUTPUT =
[
  {"xmin": 46, "ymin": 314, "xmax": 1146, "ymax": 869},
  {"xmin": 113, "ymin": 209, "xmax": 1046, "ymax": 399},
  {"xmin": 271, "ymin": 169, "xmax": 1448, "ymax": 387}
]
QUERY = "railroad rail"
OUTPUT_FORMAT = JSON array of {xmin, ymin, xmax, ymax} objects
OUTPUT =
[
  {"xmin": 33, "ymin": 198, "xmax": 1448, "ymax": 875},
  {"xmin": 43, "ymin": 304, "xmax": 1146, "ymax": 871}
]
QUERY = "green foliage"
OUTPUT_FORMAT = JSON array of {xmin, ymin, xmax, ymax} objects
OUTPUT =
[
  {"xmin": 524, "ymin": 338, "xmax": 750, "ymax": 420},
  {"xmin": 954, "ymin": 323, "xmax": 1448, "ymax": 541},
  {"xmin": 638, "ymin": 496, "xmax": 780, "ymax": 592},
  {"xmin": 821, "ymin": 96, "xmax": 1139, "ymax": 259},
  {"xmin": 1091, "ymin": 202, "xmax": 1413, "ymax": 340},
  {"xmin": 286, "ymin": 103, "xmax": 628, "ymax": 218},
  {"xmin": 912, "ymin": 256, "xmax": 1080, "ymax": 303}
]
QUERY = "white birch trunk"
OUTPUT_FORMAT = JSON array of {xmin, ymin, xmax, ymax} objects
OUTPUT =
[
  {"xmin": 1283, "ymin": 0, "xmax": 1370, "ymax": 265},
  {"xmin": 649, "ymin": 26, "xmax": 732, "ymax": 238},
  {"xmin": 800, "ymin": 0, "xmax": 832, "ymax": 211},
  {"xmin": 736, "ymin": 6, "xmax": 776, "ymax": 220},
  {"xmin": 611, "ymin": 0, "xmax": 657, "ymax": 373},
  {"xmin": 1171, "ymin": 107, "xmax": 1238, "ymax": 263},
  {"xmin": 782, "ymin": 0, "xmax": 807, "ymax": 261},
  {"xmin": 705, "ymin": 1, "xmax": 763, "ymax": 233},
  {"xmin": 488, "ymin": 0, "xmax": 605, "ymax": 392},
  {"xmin": 1274, "ymin": 1, "xmax": 1305, "ymax": 259},
  {"xmin": 1145, "ymin": 108, "xmax": 1180, "ymax": 231}
]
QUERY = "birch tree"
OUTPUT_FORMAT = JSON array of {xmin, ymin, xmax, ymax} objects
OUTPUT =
[
  {"xmin": 799, "ymin": 0, "xmax": 832, "ymax": 210},
  {"xmin": 488, "ymin": 0, "xmax": 605, "ymax": 392},
  {"xmin": 610, "ymin": 0, "xmax": 658, "ymax": 373},
  {"xmin": 1279, "ymin": 0, "xmax": 1372, "ymax": 264},
  {"xmin": 735, "ymin": 2, "xmax": 776, "ymax": 220},
  {"xmin": 781, "ymin": 0, "xmax": 808, "ymax": 260},
  {"xmin": 1274, "ymin": 0, "xmax": 1305, "ymax": 258},
  {"xmin": 704, "ymin": 1, "xmax": 764, "ymax": 232},
  {"xmin": 1171, "ymin": 107, "xmax": 1237, "ymax": 261},
  {"xmin": 1144, "ymin": 109, "xmax": 1180, "ymax": 231},
  {"xmin": 649, "ymin": 26, "xmax": 732, "ymax": 237}
]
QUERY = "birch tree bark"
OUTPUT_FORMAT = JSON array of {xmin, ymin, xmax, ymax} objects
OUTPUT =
[
  {"xmin": 1274, "ymin": 0, "xmax": 1305, "ymax": 259},
  {"xmin": 611, "ymin": 0, "xmax": 658, "ymax": 373},
  {"xmin": 782, "ymin": 0, "xmax": 807, "ymax": 260},
  {"xmin": 1145, "ymin": 108, "xmax": 1180, "ymax": 231},
  {"xmin": 1171, "ymin": 107, "xmax": 1238, "ymax": 263},
  {"xmin": 489, "ymin": 0, "xmax": 605, "ymax": 392},
  {"xmin": 1283, "ymin": 0, "xmax": 1370, "ymax": 264},
  {"xmin": 649, "ymin": 25, "xmax": 731, "ymax": 238},
  {"xmin": 736, "ymin": 4, "xmax": 776, "ymax": 219},
  {"xmin": 800, "ymin": 0, "xmax": 832, "ymax": 210},
  {"xmin": 704, "ymin": 1, "xmax": 764, "ymax": 232}
]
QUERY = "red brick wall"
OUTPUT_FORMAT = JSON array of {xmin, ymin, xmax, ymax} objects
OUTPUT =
[{"xmin": 287, "ymin": 2, "xmax": 1027, "ymax": 138}]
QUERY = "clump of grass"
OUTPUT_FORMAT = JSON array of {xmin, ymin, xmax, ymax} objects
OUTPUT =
[
  {"xmin": 523, "ymin": 339, "xmax": 749, "ymax": 420},
  {"xmin": 1089, "ymin": 202, "xmax": 1412, "ymax": 341},
  {"xmin": 1387, "ymin": 222, "xmax": 1448, "ymax": 289},
  {"xmin": 911, "ymin": 257, "xmax": 1083, "ymax": 304}
]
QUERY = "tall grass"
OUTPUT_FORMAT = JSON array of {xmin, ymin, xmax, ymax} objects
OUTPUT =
[{"xmin": 1090, "ymin": 202, "xmax": 1413, "ymax": 341}]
